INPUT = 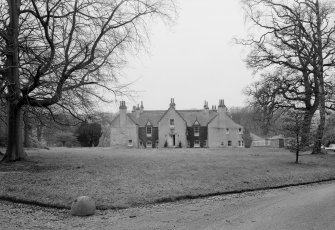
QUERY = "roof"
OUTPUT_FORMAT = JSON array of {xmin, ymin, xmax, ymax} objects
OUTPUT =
[
  {"xmin": 208, "ymin": 113, "xmax": 242, "ymax": 128},
  {"xmin": 128, "ymin": 109, "xmax": 219, "ymax": 127},
  {"xmin": 269, "ymin": 135, "xmax": 285, "ymax": 139},
  {"xmin": 178, "ymin": 110, "xmax": 218, "ymax": 126},
  {"xmin": 128, "ymin": 110, "xmax": 166, "ymax": 126},
  {"xmin": 157, "ymin": 107, "xmax": 187, "ymax": 124}
]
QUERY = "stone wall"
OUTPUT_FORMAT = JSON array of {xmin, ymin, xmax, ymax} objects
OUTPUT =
[{"xmin": 110, "ymin": 115, "xmax": 138, "ymax": 147}]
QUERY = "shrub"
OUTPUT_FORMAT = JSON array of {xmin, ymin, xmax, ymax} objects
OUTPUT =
[
  {"xmin": 76, "ymin": 122, "xmax": 102, "ymax": 147},
  {"xmin": 242, "ymin": 129, "xmax": 253, "ymax": 148}
]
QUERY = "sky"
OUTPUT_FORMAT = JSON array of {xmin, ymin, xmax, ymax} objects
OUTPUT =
[{"xmin": 116, "ymin": 0, "xmax": 254, "ymax": 112}]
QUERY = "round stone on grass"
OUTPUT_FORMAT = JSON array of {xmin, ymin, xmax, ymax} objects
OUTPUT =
[{"xmin": 70, "ymin": 196, "xmax": 96, "ymax": 216}]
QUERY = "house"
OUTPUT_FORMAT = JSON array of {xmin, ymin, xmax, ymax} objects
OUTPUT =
[{"xmin": 110, "ymin": 99, "xmax": 244, "ymax": 148}]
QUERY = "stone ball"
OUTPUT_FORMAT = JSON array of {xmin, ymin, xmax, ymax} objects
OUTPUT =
[{"xmin": 70, "ymin": 196, "xmax": 96, "ymax": 216}]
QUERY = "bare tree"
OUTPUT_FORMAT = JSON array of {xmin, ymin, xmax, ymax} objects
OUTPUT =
[
  {"xmin": 240, "ymin": 0, "xmax": 335, "ymax": 153},
  {"xmin": 0, "ymin": 0, "xmax": 175, "ymax": 162},
  {"xmin": 244, "ymin": 78, "xmax": 283, "ymax": 136},
  {"xmin": 245, "ymin": 67, "xmax": 318, "ymax": 146},
  {"xmin": 281, "ymin": 110, "xmax": 306, "ymax": 164}
]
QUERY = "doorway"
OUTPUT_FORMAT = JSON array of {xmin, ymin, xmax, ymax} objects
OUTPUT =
[{"xmin": 168, "ymin": 134, "xmax": 176, "ymax": 147}]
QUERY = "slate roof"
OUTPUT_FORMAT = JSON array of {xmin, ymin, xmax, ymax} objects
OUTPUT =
[
  {"xmin": 208, "ymin": 113, "xmax": 243, "ymax": 128},
  {"xmin": 178, "ymin": 110, "xmax": 218, "ymax": 126},
  {"xmin": 128, "ymin": 109, "xmax": 218, "ymax": 127},
  {"xmin": 128, "ymin": 110, "xmax": 166, "ymax": 126}
]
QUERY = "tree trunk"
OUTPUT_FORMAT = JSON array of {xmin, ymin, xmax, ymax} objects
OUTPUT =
[
  {"xmin": 300, "ymin": 111, "xmax": 314, "ymax": 148},
  {"xmin": 312, "ymin": 98, "xmax": 326, "ymax": 154},
  {"xmin": 295, "ymin": 132, "xmax": 299, "ymax": 164},
  {"xmin": 36, "ymin": 124, "xmax": 43, "ymax": 142},
  {"xmin": 1, "ymin": 103, "xmax": 27, "ymax": 162},
  {"xmin": 312, "ymin": 0, "xmax": 326, "ymax": 155},
  {"xmin": 295, "ymin": 150, "xmax": 299, "ymax": 164},
  {"xmin": 1, "ymin": 0, "xmax": 26, "ymax": 162},
  {"xmin": 23, "ymin": 112, "xmax": 32, "ymax": 147}
]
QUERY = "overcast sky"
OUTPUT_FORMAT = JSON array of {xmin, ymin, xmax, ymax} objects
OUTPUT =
[{"xmin": 118, "ymin": 0, "xmax": 254, "ymax": 111}]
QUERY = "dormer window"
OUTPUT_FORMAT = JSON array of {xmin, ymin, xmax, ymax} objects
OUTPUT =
[
  {"xmin": 194, "ymin": 121, "xmax": 200, "ymax": 137},
  {"xmin": 226, "ymin": 128, "xmax": 229, "ymax": 134},
  {"xmin": 239, "ymin": 128, "xmax": 242, "ymax": 134},
  {"xmin": 146, "ymin": 121, "xmax": 152, "ymax": 137},
  {"xmin": 170, "ymin": 119, "xmax": 174, "ymax": 127}
]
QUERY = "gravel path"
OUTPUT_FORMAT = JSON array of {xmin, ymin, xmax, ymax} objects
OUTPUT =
[{"xmin": 1, "ymin": 182, "xmax": 334, "ymax": 230}]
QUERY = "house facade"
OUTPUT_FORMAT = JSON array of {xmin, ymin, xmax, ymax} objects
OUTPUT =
[{"xmin": 110, "ymin": 99, "xmax": 245, "ymax": 148}]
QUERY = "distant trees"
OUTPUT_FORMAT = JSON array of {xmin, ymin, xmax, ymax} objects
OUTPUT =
[
  {"xmin": 244, "ymin": 80, "xmax": 282, "ymax": 137},
  {"xmin": 55, "ymin": 132, "xmax": 78, "ymax": 147},
  {"xmin": 0, "ymin": 0, "xmax": 175, "ymax": 162},
  {"xmin": 230, "ymin": 106, "xmax": 283, "ymax": 137},
  {"xmin": 76, "ymin": 122, "xmax": 102, "ymax": 147},
  {"xmin": 240, "ymin": 0, "xmax": 335, "ymax": 154}
]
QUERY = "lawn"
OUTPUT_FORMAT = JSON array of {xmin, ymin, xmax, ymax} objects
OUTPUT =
[{"xmin": 1, "ymin": 147, "xmax": 335, "ymax": 209}]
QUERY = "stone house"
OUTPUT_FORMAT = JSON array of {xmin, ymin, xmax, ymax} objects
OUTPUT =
[{"xmin": 110, "ymin": 99, "xmax": 244, "ymax": 148}]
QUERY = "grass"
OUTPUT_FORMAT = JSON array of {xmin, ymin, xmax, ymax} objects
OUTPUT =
[{"xmin": 1, "ymin": 147, "xmax": 335, "ymax": 209}]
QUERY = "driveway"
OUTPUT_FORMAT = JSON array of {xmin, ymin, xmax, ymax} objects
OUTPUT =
[{"xmin": 1, "ymin": 182, "xmax": 335, "ymax": 229}]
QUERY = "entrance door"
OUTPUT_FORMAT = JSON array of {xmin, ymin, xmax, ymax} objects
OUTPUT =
[{"xmin": 168, "ymin": 135, "xmax": 176, "ymax": 147}]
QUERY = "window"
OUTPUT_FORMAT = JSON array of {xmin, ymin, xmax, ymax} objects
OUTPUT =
[
  {"xmin": 226, "ymin": 128, "xmax": 229, "ymax": 134},
  {"xmin": 239, "ymin": 128, "xmax": 242, "ymax": 134},
  {"xmin": 147, "ymin": 141, "xmax": 152, "ymax": 148},
  {"xmin": 146, "ymin": 126, "xmax": 152, "ymax": 137},
  {"xmin": 128, "ymin": 140, "xmax": 133, "ymax": 147},
  {"xmin": 194, "ymin": 140, "xmax": 200, "ymax": 148},
  {"xmin": 238, "ymin": 140, "xmax": 244, "ymax": 147},
  {"xmin": 170, "ymin": 119, "xmax": 174, "ymax": 126},
  {"xmin": 194, "ymin": 125, "xmax": 200, "ymax": 136},
  {"xmin": 228, "ymin": 140, "xmax": 232, "ymax": 146}
]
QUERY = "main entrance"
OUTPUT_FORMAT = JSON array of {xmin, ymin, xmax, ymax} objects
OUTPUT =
[{"xmin": 168, "ymin": 134, "xmax": 176, "ymax": 147}]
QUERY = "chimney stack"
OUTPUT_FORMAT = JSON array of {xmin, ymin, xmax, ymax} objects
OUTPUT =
[
  {"xmin": 119, "ymin": 101, "xmax": 127, "ymax": 127},
  {"xmin": 169, "ymin": 98, "xmax": 176, "ymax": 109},
  {"xmin": 140, "ymin": 101, "xmax": 144, "ymax": 113},
  {"xmin": 135, "ymin": 104, "xmax": 140, "ymax": 118},
  {"xmin": 204, "ymin": 100, "xmax": 209, "ymax": 110},
  {"xmin": 218, "ymin": 99, "xmax": 228, "ymax": 115},
  {"xmin": 218, "ymin": 99, "xmax": 225, "ymax": 108},
  {"xmin": 203, "ymin": 100, "xmax": 209, "ymax": 119}
]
